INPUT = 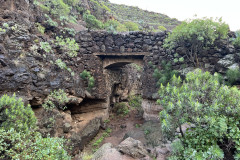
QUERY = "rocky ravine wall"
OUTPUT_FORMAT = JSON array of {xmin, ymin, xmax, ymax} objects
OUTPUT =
[{"xmin": 1, "ymin": 1, "xmax": 240, "ymax": 151}]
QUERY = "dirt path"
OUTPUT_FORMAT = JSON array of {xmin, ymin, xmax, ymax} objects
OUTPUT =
[
  {"xmin": 83, "ymin": 108, "xmax": 145, "ymax": 154},
  {"xmin": 103, "ymin": 109, "xmax": 145, "ymax": 147}
]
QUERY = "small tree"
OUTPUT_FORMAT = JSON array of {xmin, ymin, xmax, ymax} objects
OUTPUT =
[
  {"xmin": 163, "ymin": 17, "xmax": 229, "ymax": 67},
  {"xmin": 158, "ymin": 69, "xmax": 240, "ymax": 159},
  {"xmin": 0, "ymin": 94, "xmax": 37, "ymax": 133}
]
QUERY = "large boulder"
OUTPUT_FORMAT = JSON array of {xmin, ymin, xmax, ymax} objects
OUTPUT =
[
  {"xmin": 118, "ymin": 137, "xmax": 149, "ymax": 158},
  {"xmin": 216, "ymin": 54, "xmax": 236, "ymax": 72},
  {"xmin": 93, "ymin": 143, "xmax": 135, "ymax": 160}
]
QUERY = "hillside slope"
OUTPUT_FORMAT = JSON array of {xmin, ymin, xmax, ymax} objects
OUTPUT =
[
  {"xmin": 105, "ymin": 1, "xmax": 180, "ymax": 30},
  {"xmin": 31, "ymin": 0, "xmax": 180, "ymax": 32}
]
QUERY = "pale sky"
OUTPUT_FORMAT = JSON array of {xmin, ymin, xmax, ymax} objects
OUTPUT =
[{"xmin": 109, "ymin": 0, "xmax": 240, "ymax": 31}]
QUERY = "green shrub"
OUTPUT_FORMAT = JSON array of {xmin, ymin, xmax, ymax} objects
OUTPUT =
[
  {"xmin": 35, "ymin": 0, "xmax": 70, "ymax": 17},
  {"xmin": 153, "ymin": 61, "xmax": 178, "ymax": 86},
  {"xmin": 158, "ymin": 69, "xmax": 240, "ymax": 159},
  {"xmin": 124, "ymin": 21, "xmax": 139, "ymax": 31},
  {"xmin": 104, "ymin": 20, "xmax": 127, "ymax": 32},
  {"xmin": 232, "ymin": 30, "xmax": 240, "ymax": 49},
  {"xmin": 40, "ymin": 41, "xmax": 52, "ymax": 53},
  {"xmin": 0, "ymin": 27, "xmax": 6, "ymax": 33},
  {"xmin": 163, "ymin": 17, "xmax": 229, "ymax": 67},
  {"xmin": 44, "ymin": 14, "xmax": 58, "ymax": 27},
  {"xmin": 36, "ymin": 23, "xmax": 45, "ymax": 34},
  {"xmin": 226, "ymin": 68, "xmax": 240, "ymax": 85},
  {"xmin": 80, "ymin": 70, "xmax": 95, "ymax": 90},
  {"xmin": 128, "ymin": 95, "xmax": 142, "ymax": 108},
  {"xmin": 83, "ymin": 10, "xmax": 103, "ymax": 29},
  {"xmin": 55, "ymin": 36, "xmax": 79, "ymax": 57},
  {"xmin": 0, "ymin": 129, "xmax": 71, "ymax": 160},
  {"xmin": 62, "ymin": 27, "xmax": 76, "ymax": 36},
  {"xmin": 43, "ymin": 89, "xmax": 70, "ymax": 110},
  {"xmin": 3, "ymin": 23, "xmax": 9, "ymax": 28},
  {"xmin": 0, "ymin": 94, "xmax": 71, "ymax": 159},
  {"xmin": 89, "ymin": 0, "xmax": 111, "ymax": 12},
  {"xmin": 55, "ymin": 59, "xmax": 75, "ymax": 76},
  {"xmin": 0, "ymin": 94, "xmax": 37, "ymax": 133},
  {"xmin": 157, "ymin": 25, "xmax": 166, "ymax": 31},
  {"xmin": 115, "ymin": 102, "xmax": 129, "ymax": 116}
]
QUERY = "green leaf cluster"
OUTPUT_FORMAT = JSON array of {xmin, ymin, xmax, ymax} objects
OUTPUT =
[
  {"xmin": 0, "ymin": 94, "xmax": 37, "ymax": 133},
  {"xmin": 232, "ymin": 30, "xmax": 240, "ymax": 49},
  {"xmin": 83, "ymin": 10, "xmax": 103, "ymax": 29},
  {"xmin": 0, "ymin": 94, "xmax": 71, "ymax": 159},
  {"xmin": 36, "ymin": 23, "xmax": 45, "ymax": 34},
  {"xmin": 114, "ymin": 102, "xmax": 129, "ymax": 116},
  {"xmin": 158, "ymin": 69, "xmax": 240, "ymax": 159},
  {"xmin": 89, "ymin": 0, "xmax": 111, "ymax": 12},
  {"xmin": 226, "ymin": 68, "xmax": 240, "ymax": 86},
  {"xmin": 104, "ymin": 20, "xmax": 127, "ymax": 33},
  {"xmin": 163, "ymin": 17, "xmax": 229, "ymax": 66},
  {"xmin": 80, "ymin": 70, "xmax": 95, "ymax": 90},
  {"xmin": 56, "ymin": 36, "xmax": 79, "ymax": 58},
  {"xmin": 40, "ymin": 41, "xmax": 52, "ymax": 53},
  {"xmin": 124, "ymin": 21, "xmax": 139, "ymax": 31},
  {"xmin": 55, "ymin": 59, "xmax": 75, "ymax": 76},
  {"xmin": 0, "ymin": 129, "xmax": 71, "ymax": 160},
  {"xmin": 153, "ymin": 61, "xmax": 179, "ymax": 86},
  {"xmin": 43, "ymin": 89, "xmax": 70, "ymax": 110}
]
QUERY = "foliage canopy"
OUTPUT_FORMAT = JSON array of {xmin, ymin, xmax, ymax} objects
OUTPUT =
[
  {"xmin": 158, "ymin": 69, "xmax": 240, "ymax": 159},
  {"xmin": 163, "ymin": 17, "xmax": 229, "ymax": 66}
]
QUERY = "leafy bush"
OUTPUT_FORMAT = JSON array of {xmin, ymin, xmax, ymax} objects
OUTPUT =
[
  {"xmin": 157, "ymin": 25, "xmax": 167, "ymax": 31},
  {"xmin": 83, "ymin": 10, "xmax": 103, "ymax": 29},
  {"xmin": 0, "ymin": 129, "xmax": 71, "ymax": 160},
  {"xmin": 104, "ymin": 20, "xmax": 127, "ymax": 32},
  {"xmin": 55, "ymin": 59, "xmax": 75, "ymax": 76},
  {"xmin": 89, "ymin": 0, "xmax": 111, "ymax": 12},
  {"xmin": 0, "ymin": 94, "xmax": 37, "ymax": 133},
  {"xmin": 43, "ymin": 89, "xmax": 70, "ymax": 110},
  {"xmin": 0, "ymin": 94, "xmax": 71, "ymax": 159},
  {"xmin": 124, "ymin": 21, "xmax": 139, "ymax": 31},
  {"xmin": 158, "ymin": 69, "xmax": 240, "ymax": 159},
  {"xmin": 36, "ymin": 23, "xmax": 45, "ymax": 34},
  {"xmin": 80, "ymin": 70, "xmax": 95, "ymax": 90},
  {"xmin": 44, "ymin": 14, "xmax": 58, "ymax": 27},
  {"xmin": 62, "ymin": 27, "xmax": 76, "ymax": 36},
  {"xmin": 153, "ymin": 61, "xmax": 178, "ymax": 86},
  {"xmin": 3, "ymin": 23, "xmax": 9, "ymax": 28},
  {"xmin": 40, "ymin": 41, "xmax": 52, "ymax": 53},
  {"xmin": 226, "ymin": 68, "xmax": 240, "ymax": 85},
  {"xmin": 35, "ymin": 0, "xmax": 70, "ymax": 17},
  {"xmin": 55, "ymin": 36, "xmax": 79, "ymax": 57},
  {"xmin": 128, "ymin": 95, "xmax": 142, "ymax": 108},
  {"xmin": 0, "ymin": 27, "xmax": 6, "ymax": 33},
  {"xmin": 128, "ymin": 95, "xmax": 143, "ymax": 116},
  {"xmin": 163, "ymin": 17, "xmax": 229, "ymax": 67},
  {"xmin": 232, "ymin": 30, "xmax": 240, "ymax": 49},
  {"xmin": 115, "ymin": 102, "xmax": 129, "ymax": 116}
]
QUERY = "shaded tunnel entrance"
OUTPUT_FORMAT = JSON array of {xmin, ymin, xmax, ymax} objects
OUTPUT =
[{"xmin": 95, "ymin": 52, "xmax": 148, "ymax": 109}]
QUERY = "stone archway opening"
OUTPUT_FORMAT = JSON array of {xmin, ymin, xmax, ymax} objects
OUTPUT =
[{"xmin": 95, "ymin": 52, "xmax": 148, "ymax": 113}]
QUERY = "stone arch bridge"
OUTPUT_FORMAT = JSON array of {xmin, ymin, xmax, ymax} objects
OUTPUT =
[{"xmin": 94, "ymin": 52, "xmax": 148, "ymax": 69}]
